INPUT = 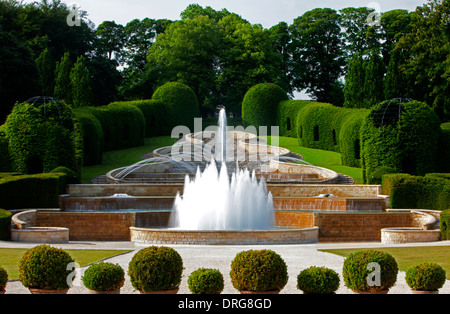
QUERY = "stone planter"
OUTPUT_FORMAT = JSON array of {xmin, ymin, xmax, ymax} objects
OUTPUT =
[
  {"xmin": 29, "ymin": 288, "xmax": 69, "ymax": 294},
  {"xmin": 139, "ymin": 289, "xmax": 179, "ymax": 294}
]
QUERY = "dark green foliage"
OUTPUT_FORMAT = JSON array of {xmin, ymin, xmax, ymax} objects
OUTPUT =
[
  {"xmin": 54, "ymin": 52, "xmax": 73, "ymax": 105},
  {"xmin": 344, "ymin": 55, "xmax": 366, "ymax": 108},
  {"xmin": 297, "ymin": 266, "xmax": 340, "ymax": 294},
  {"xmin": 6, "ymin": 101, "xmax": 81, "ymax": 174},
  {"xmin": 111, "ymin": 99, "xmax": 168, "ymax": 137},
  {"xmin": 50, "ymin": 166, "xmax": 80, "ymax": 185},
  {"xmin": 368, "ymin": 166, "xmax": 397, "ymax": 185},
  {"xmin": 361, "ymin": 100, "xmax": 441, "ymax": 183},
  {"xmin": 0, "ymin": 173, "xmax": 67, "ymax": 210},
  {"xmin": 441, "ymin": 210, "xmax": 450, "ymax": 240},
  {"xmin": 230, "ymin": 249, "xmax": 288, "ymax": 292},
  {"xmin": 0, "ymin": 125, "xmax": 12, "ymax": 172},
  {"xmin": 342, "ymin": 250, "xmax": 398, "ymax": 293},
  {"xmin": 152, "ymin": 82, "xmax": 200, "ymax": 130},
  {"xmin": 128, "ymin": 246, "xmax": 183, "ymax": 292},
  {"xmin": 19, "ymin": 245, "xmax": 75, "ymax": 291},
  {"xmin": 70, "ymin": 56, "xmax": 94, "ymax": 107},
  {"xmin": 437, "ymin": 128, "xmax": 450, "ymax": 173},
  {"xmin": 276, "ymin": 100, "xmax": 312, "ymax": 138},
  {"xmin": 382, "ymin": 174, "xmax": 450, "ymax": 210},
  {"xmin": 339, "ymin": 110, "xmax": 370, "ymax": 167},
  {"xmin": 363, "ymin": 51, "xmax": 385, "ymax": 108},
  {"xmin": 188, "ymin": 268, "xmax": 224, "ymax": 294},
  {"xmin": 72, "ymin": 108, "xmax": 103, "ymax": 166},
  {"xmin": 242, "ymin": 83, "xmax": 288, "ymax": 129},
  {"xmin": 0, "ymin": 30, "xmax": 40, "ymax": 124},
  {"xmin": 35, "ymin": 48, "xmax": 56, "ymax": 96},
  {"xmin": 0, "ymin": 266, "xmax": 7, "ymax": 291},
  {"xmin": 82, "ymin": 262, "xmax": 125, "ymax": 292},
  {"xmin": 89, "ymin": 103, "xmax": 145, "ymax": 151},
  {"xmin": 0, "ymin": 209, "xmax": 12, "ymax": 241},
  {"xmin": 405, "ymin": 263, "xmax": 446, "ymax": 291}
]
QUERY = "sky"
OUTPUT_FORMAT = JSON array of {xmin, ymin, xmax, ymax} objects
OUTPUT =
[{"xmin": 27, "ymin": 0, "xmax": 425, "ymax": 28}]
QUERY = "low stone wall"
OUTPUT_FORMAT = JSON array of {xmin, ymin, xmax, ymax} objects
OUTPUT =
[
  {"xmin": 130, "ymin": 227, "xmax": 319, "ymax": 245},
  {"xmin": 381, "ymin": 228, "xmax": 441, "ymax": 244}
]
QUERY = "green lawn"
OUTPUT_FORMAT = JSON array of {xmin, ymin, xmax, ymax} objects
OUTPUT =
[
  {"xmin": 0, "ymin": 248, "xmax": 132, "ymax": 280},
  {"xmin": 320, "ymin": 246, "xmax": 450, "ymax": 280},
  {"xmin": 81, "ymin": 136, "xmax": 175, "ymax": 183},
  {"xmin": 266, "ymin": 136, "xmax": 363, "ymax": 184}
]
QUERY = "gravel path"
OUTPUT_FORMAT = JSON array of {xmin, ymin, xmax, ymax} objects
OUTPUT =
[{"xmin": 3, "ymin": 241, "xmax": 450, "ymax": 294}]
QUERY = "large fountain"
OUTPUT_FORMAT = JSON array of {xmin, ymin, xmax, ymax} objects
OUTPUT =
[{"xmin": 170, "ymin": 110, "xmax": 275, "ymax": 231}]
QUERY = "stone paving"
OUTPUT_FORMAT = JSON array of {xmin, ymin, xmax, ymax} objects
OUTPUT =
[{"xmin": 2, "ymin": 241, "xmax": 450, "ymax": 294}]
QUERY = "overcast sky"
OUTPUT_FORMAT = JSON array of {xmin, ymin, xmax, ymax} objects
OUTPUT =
[{"xmin": 28, "ymin": 0, "xmax": 425, "ymax": 28}]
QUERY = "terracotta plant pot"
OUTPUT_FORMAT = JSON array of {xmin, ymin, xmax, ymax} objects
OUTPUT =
[
  {"xmin": 411, "ymin": 290, "xmax": 439, "ymax": 295},
  {"xmin": 139, "ymin": 288, "xmax": 179, "ymax": 294},
  {"xmin": 88, "ymin": 289, "xmax": 121, "ymax": 294},
  {"xmin": 353, "ymin": 289, "xmax": 389, "ymax": 294},
  {"xmin": 29, "ymin": 288, "xmax": 69, "ymax": 294},
  {"xmin": 240, "ymin": 290, "xmax": 280, "ymax": 295}
]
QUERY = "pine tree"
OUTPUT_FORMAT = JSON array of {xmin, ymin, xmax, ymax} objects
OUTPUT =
[
  {"xmin": 344, "ymin": 55, "xmax": 366, "ymax": 108},
  {"xmin": 54, "ymin": 52, "xmax": 73, "ymax": 104},
  {"xmin": 384, "ymin": 47, "xmax": 408, "ymax": 99},
  {"xmin": 70, "ymin": 55, "xmax": 93, "ymax": 107},
  {"xmin": 35, "ymin": 48, "xmax": 55, "ymax": 96}
]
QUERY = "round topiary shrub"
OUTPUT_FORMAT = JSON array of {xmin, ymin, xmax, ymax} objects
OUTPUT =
[
  {"xmin": 128, "ymin": 246, "xmax": 183, "ymax": 293},
  {"xmin": 82, "ymin": 262, "xmax": 125, "ymax": 293},
  {"xmin": 50, "ymin": 166, "xmax": 80, "ymax": 184},
  {"xmin": 297, "ymin": 266, "xmax": 340, "ymax": 294},
  {"xmin": 152, "ymin": 82, "xmax": 200, "ymax": 130},
  {"xmin": 188, "ymin": 268, "xmax": 224, "ymax": 294},
  {"xmin": 405, "ymin": 263, "xmax": 446, "ymax": 292},
  {"xmin": 368, "ymin": 166, "xmax": 398, "ymax": 185},
  {"xmin": 230, "ymin": 249, "xmax": 288, "ymax": 293},
  {"xmin": 342, "ymin": 250, "xmax": 398, "ymax": 293},
  {"xmin": 242, "ymin": 83, "xmax": 288, "ymax": 129},
  {"xmin": 0, "ymin": 266, "xmax": 7, "ymax": 292},
  {"xmin": 18, "ymin": 244, "xmax": 75, "ymax": 292}
]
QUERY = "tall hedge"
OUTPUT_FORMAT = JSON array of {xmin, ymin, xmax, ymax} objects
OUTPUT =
[
  {"xmin": 382, "ymin": 174, "xmax": 450, "ymax": 211},
  {"xmin": 111, "ymin": 99, "xmax": 168, "ymax": 137},
  {"xmin": 73, "ymin": 108, "xmax": 103, "ymax": 166},
  {"xmin": 0, "ymin": 173, "xmax": 68, "ymax": 210},
  {"xmin": 242, "ymin": 83, "xmax": 288, "ymax": 129},
  {"xmin": 339, "ymin": 109, "xmax": 370, "ymax": 167},
  {"xmin": 6, "ymin": 101, "xmax": 81, "ymax": 174},
  {"xmin": 152, "ymin": 82, "xmax": 199, "ymax": 131},
  {"xmin": 361, "ymin": 100, "xmax": 441, "ymax": 183},
  {"xmin": 89, "ymin": 103, "xmax": 145, "ymax": 151},
  {"xmin": 438, "ymin": 128, "xmax": 450, "ymax": 173},
  {"xmin": 276, "ymin": 100, "xmax": 312, "ymax": 137},
  {"xmin": 0, "ymin": 209, "xmax": 12, "ymax": 240},
  {"xmin": 0, "ymin": 125, "xmax": 12, "ymax": 172}
]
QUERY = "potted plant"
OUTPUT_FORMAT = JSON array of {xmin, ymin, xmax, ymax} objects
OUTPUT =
[
  {"xmin": 342, "ymin": 250, "xmax": 398, "ymax": 294},
  {"xmin": 188, "ymin": 268, "xmax": 224, "ymax": 294},
  {"xmin": 128, "ymin": 246, "xmax": 183, "ymax": 294},
  {"xmin": 82, "ymin": 262, "xmax": 125, "ymax": 294},
  {"xmin": 18, "ymin": 244, "xmax": 75, "ymax": 294},
  {"xmin": 0, "ymin": 266, "xmax": 7, "ymax": 294},
  {"xmin": 230, "ymin": 249, "xmax": 288, "ymax": 294},
  {"xmin": 297, "ymin": 266, "xmax": 340, "ymax": 294},
  {"xmin": 405, "ymin": 263, "xmax": 446, "ymax": 294}
]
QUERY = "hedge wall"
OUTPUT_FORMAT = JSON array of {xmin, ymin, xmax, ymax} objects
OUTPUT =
[
  {"xmin": 242, "ymin": 83, "xmax": 288, "ymax": 129},
  {"xmin": 382, "ymin": 173, "xmax": 450, "ymax": 211},
  {"xmin": 276, "ymin": 100, "xmax": 312, "ymax": 138},
  {"xmin": 0, "ymin": 125, "xmax": 12, "ymax": 172},
  {"xmin": 111, "ymin": 99, "xmax": 168, "ymax": 137},
  {"xmin": 72, "ymin": 108, "xmax": 103, "ymax": 166},
  {"xmin": 89, "ymin": 103, "xmax": 145, "ymax": 152},
  {"xmin": 339, "ymin": 109, "xmax": 370, "ymax": 168},
  {"xmin": 361, "ymin": 100, "xmax": 441, "ymax": 183},
  {"xmin": 0, "ymin": 173, "xmax": 68, "ymax": 210},
  {"xmin": 438, "ymin": 128, "xmax": 450, "ymax": 173},
  {"xmin": 152, "ymin": 82, "xmax": 200, "ymax": 131},
  {"xmin": 6, "ymin": 101, "xmax": 82, "ymax": 174},
  {"xmin": 441, "ymin": 209, "xmax": 450, "ymax": 240}
]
